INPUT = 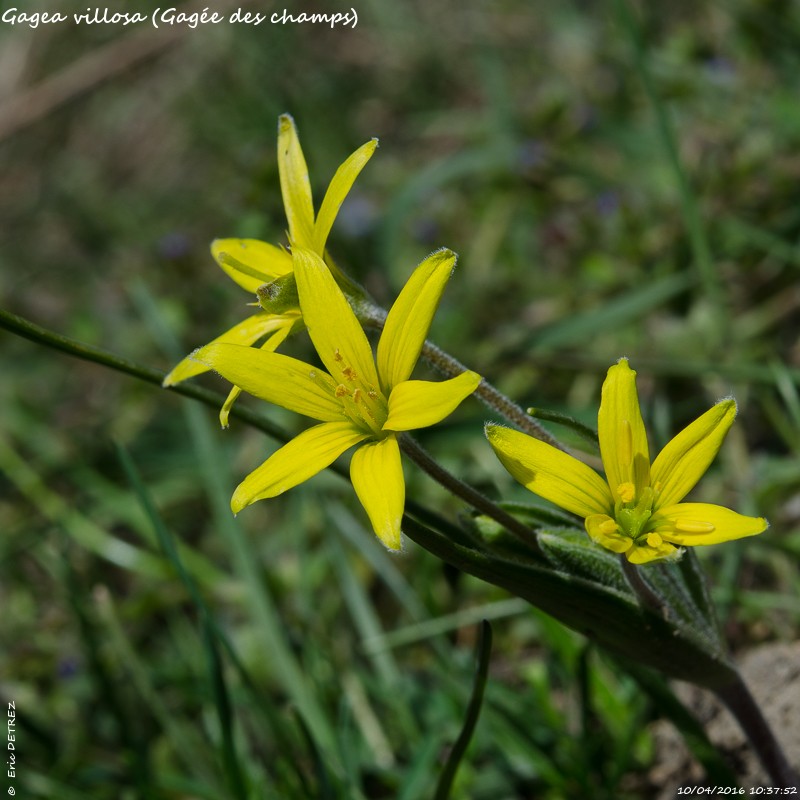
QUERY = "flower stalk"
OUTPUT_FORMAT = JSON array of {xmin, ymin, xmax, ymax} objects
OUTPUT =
[
  {"xmin": 356, "ymin": 299, "xmax": 566, "ymax": 450},
  {"xmin": 398, "ymin": 434, "xmax": 541, "ymax": 553}
]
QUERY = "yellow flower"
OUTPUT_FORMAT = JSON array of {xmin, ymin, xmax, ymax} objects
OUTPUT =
[
  {"xmin": 193, "ymin": 248, "xmax": 481, "ymax": 550},
  {"xmin": 163, "ymin": 114, "xmax": 377, "ymax": 426},
  {"xmin": 486, "ymin": 358, "xmax": 767, "ymax": 564}
]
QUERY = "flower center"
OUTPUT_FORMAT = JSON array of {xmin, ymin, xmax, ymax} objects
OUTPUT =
[
  {"xmin": 323, "ymin": 348, "xmax": 388, "ymax": 435},
  {"xmin": 613, "ymin": 484, "xmax": 655, "ymax": 542}
]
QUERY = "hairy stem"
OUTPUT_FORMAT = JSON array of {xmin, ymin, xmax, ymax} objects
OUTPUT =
[
  {"xmin": 356, "ymin": 300, "xmax": 565, "ymax": 450},
  {"xmin": 620, "ymin": 557, "xmax": 670, "ymax": 617},
  {"xmin": 399, "ymin": 434, "xmax": 541, "ymax": 554}
]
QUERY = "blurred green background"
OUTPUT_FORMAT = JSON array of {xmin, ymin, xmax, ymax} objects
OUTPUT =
[{"xmin": 1, "ymin": 1, "xmax": 799, "ymax": 797}]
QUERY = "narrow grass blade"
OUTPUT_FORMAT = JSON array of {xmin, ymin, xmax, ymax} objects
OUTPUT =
[
  {"xmin": 434, "ymin": 620, "xmax": 493, "ymax": 800},
  {"xmin": 615, "ymin": 0, "xmax": 722, "ymax": 318},
  {"xmin": 203, "ymin": 622, "xmax": 250, "ymax": 800}
]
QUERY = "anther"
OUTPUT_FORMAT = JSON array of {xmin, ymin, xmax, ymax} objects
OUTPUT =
[
  {"xmin": 352, "ymin": 388, "xmax": 362, "ymax": 404},
  {"xmin": 617, "ymin": 482, "xmax": 636, "ymax": 504},
  {"xmin": 334, "ymin": 349, "xmax": 343, "ymax": 362},
  {"xmin": 342, "ymin": 366, "xmax": 358, "ymax": 382},
  {"xmin": 335, "ymin": 384, "xmax": 348, "ymax": 397},
  {"xmin": 599, "ymin": 519, "xmax": 619, "ymax": 534}
]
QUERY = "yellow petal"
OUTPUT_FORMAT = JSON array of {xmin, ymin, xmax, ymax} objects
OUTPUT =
[
  {"xmin": 598, "ymin": 358, "xmax": 651, "ymax": 502},
  {"xmin": 585, "ymin": 514, "xmax": 633, "ymax": 554},
  {"xmin": 293, "ymin": 248, "xmax": 381, "ymax": 392},
  {"xmin": 218, "ymin": 324, "xmax": 295, "ymax": 428},
  {"xmin": 211, "ymin": 238, "xmax": 293, "ymax": 293},
  {"xmin": 383, "ymin": 371, "xmax": 481, "ymax": 432},
  {"xmin": 486, "ymin": 425, "xmax": 613, "ymax": 518},
  {"xmin": 193, "ymin": 342, "xmax": 345, "ymax": 422},
  {"xmin": 625, "ymin": 540, "xmax": 681, "ymax": 564},
  {"xmin": 650, "ymin": 503, "xmax": 768, "ymax": 546},
  {"xmin": 278, "ymin": 114, "xmax": 315, "ymax": 248},
  {"xmin": 650, "ymin": 399, "xmax": 736, "ymax": 508},
  {"xmin": 232, "ymin": 421, "xmax": 369, "ymax": 512},
  {"xmin": 163, "ymin": 313, "xmax": 293, "ymax": 386},
  {"xmin": 376, "ymin": 249, "xmax": 457, "ymax": 393},
  {"xmin": 350, "ymin": 435, "xmax": 404, "ymax": 550},
  {"xmin": 312, "ymin": 138, "xmax": 378, "ymax": 255}
]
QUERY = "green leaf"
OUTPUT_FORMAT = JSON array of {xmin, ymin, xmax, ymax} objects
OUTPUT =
[{"xmin": 403, "ymin": 515, "xmax": 737, "ymax": 688}]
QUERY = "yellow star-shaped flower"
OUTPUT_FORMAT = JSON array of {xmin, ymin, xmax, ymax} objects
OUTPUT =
[
  {"xmin": 163, "ymin": 114, "xmax": 377, "ymax": 426},
  {"xmin": 486, "ymin": 358, "xmax": 768, "ymax": 564},
  {"xmin": 194, "ymin": 248, "xmax": 481, "ymax": 550}
]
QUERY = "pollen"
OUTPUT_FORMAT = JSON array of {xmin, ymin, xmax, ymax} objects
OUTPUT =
[
  {"xmin": 342, "ymin": 366, "xmax": 358, "ymax": 381},
  {"xmin": 674, "ymin": 520, "xmax": 716, "ymax": 533},
  {"xmin": 335, "ymin": 384, "xmax": 348, "ymax": 397},
  {"xmin": 617, "ymin": 482, "xmax": 636, "ymax": 504}
]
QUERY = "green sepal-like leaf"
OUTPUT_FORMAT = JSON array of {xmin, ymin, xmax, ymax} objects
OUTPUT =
[
  {"xmin": 537, "ymin": 528, "xmax": 631, "ymax": 597},
  {"xmin": 642, "ymin": 559, "xmax": 724, "ymax": 655},
  {"xmin": 403, "ymin": 514, "xmax": 737, "ymax": 688},
  {"xmin": 256, "ymin": 273, "xmax": 300, "ymax": 314}
]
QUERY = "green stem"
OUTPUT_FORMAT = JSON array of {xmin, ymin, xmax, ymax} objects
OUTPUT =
[
  {"xmin": 620, "ymin": 557, "xmax": 670, "ymax": 617},
  {"xmin": 0, "ymin": 307, "xmax": 290, "ymax": 443},
  {"xmin": 399, "ymin": 434, "xmax": 541, "ymax": 554},
  {"xmin": 1, "ymin": 307, "xmax": 536, "ymax": 550},
  {"xmin": 356, "ymin": 301, "xmax": 565, "ymax": 450},
  {"xmin": 714, "ymin": 676, "xmax": 798, "ymax": 787}
]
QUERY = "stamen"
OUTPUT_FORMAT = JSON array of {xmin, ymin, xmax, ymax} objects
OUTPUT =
[
  {"xmin": 674, "ymin": 520, "xmax": 716, "ymax": 533},
  {"xmin": 342, "ymin": 366, "xmax": 358, "ymax": 382},
  {"xmin": 617, "ymin": 482, "xmax": 636, "ymax": 504},
  {"xmin": 599, "ymin": 519, "xmax": 619, "ymax": 534},
  {"xmin": 334, "ymin": 349, "xmax": 343, "ymax": 362},
  {"xmin": 335, "ymin": 384, "xmax": 348, "ymax": 397},
  {"xmin": 352, "ymin": 388, "xmax": 362, "ymax": 404},
  {"xmin": 646, "ymin": 532, "xmax": 663, "ymax": 548},
  {"xmin": 367, "ymin": 389, "xmax": 378, "ymax": 399}
]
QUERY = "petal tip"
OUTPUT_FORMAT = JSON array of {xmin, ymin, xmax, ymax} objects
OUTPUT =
[
  {"xmin": 377, "ymin": 526, "xmax": 403, "ymax": 551},
  {"xmin": 230, "ymin": 491, "xmax": 248, "ymax": 515},
  {"xmin": 189, "ymin": 346, "xmax": 210, "ymax": 366}
]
